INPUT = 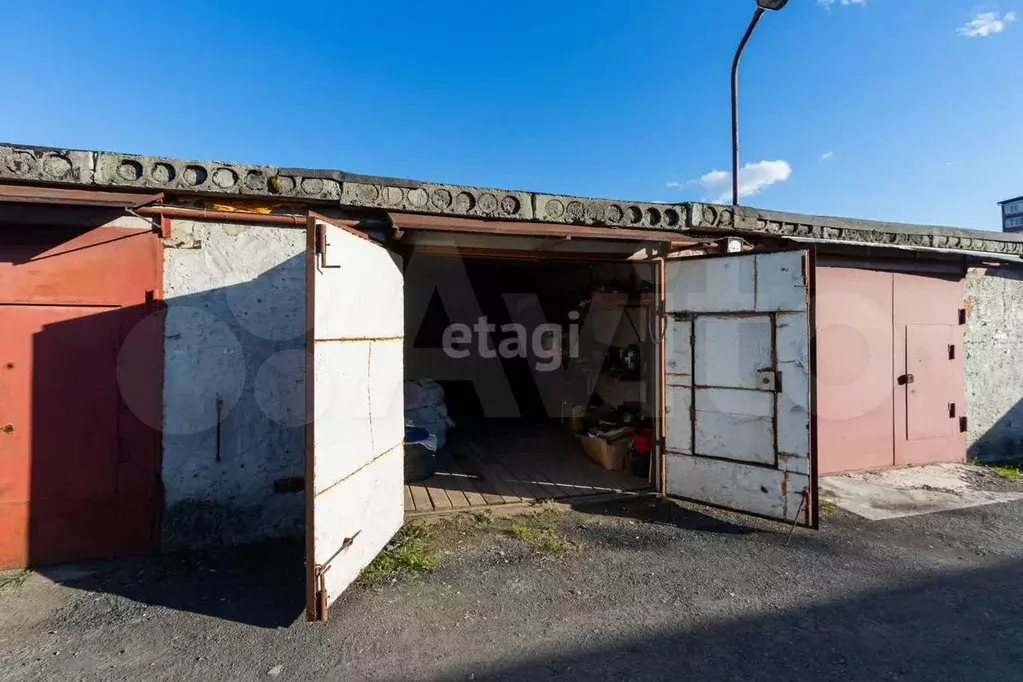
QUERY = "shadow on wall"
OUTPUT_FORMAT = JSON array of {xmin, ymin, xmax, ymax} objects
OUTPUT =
[
  {"xmin": 157, "ymin": 242, "xmax": 307, "ymax": 553},
  {"xmin": 968, "ymin": 399, "xmax": 1023, "ymax": 463},
  {"xmin": 966, "ymin": 266, "xmax": 1023, "ymax": 463}
]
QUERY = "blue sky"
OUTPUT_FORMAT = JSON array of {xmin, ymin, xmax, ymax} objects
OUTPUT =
[{"xmin": 2, "ymin": 1, "xmax": 1020, "ymax": 230}]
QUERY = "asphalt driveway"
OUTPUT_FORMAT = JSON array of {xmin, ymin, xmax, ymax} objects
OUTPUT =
[{"xmin": 2, "ymin": 496, "xmax": 1022, "ymax": 681}]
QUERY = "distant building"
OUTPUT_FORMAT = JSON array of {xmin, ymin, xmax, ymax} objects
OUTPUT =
[{"xmin": 1001, "ymin": 195, "xmax": 1023, "ymax": 232}]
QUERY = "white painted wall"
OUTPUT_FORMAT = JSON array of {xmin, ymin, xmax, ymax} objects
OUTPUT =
[{"xmin": 161, "ymin": 219, "xmax": 307, "ymax": 549}]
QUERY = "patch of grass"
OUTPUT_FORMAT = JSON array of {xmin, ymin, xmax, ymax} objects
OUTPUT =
[
  {"xmin": 990, "ymin": 465, "xmax": 1021, "ymax": 480},
  {"xmin": 0, "ymin": 570, "xmax": 29, "ymax": 592},
  {"xmin": 818, "ymin": 499, "xmax": 840, "ymax": 516},
  {"xmin": 508, "ymin": 521, "xmax": 575, "ymax": 556},
  {"xmin": 531, "ymin": 528, "xmax": 574, "ymax": 555},
  {"xmin": 970, "ymin": 459, "xmax": 1023, "ymax": 480},
  {"xmin": 358, "ymin": 524, "xmax": 437, "ymax": 587}
]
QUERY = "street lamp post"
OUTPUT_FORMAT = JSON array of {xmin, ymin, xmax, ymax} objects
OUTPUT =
[{"xmin": 731, "ymin": 0, "xmax": 788, "ymax": 207}]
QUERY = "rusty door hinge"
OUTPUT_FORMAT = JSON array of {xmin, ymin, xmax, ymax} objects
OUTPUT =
[
  {"xmin": 958, "ymin": 309, "xmax": 967, "ymax": 325},
  {"xmin": 313, "ymin": 565, "xmax": 329, "ymax": 622},
  {"xmin": 948, "ymin": 403, "xmax": 957, "ymax": 418},
  {"xmin": 948, "ymin": 344, "xmax": 956, "ymax": 360},
  {"xmin": 314, "ymin": 222, "xmax": 327, "ymax": 268},
  {"xmin": 158, "ymin": 214, "xmax": 172, "ymax": 239},
  {"xmin": 145, "ymin": 290, "xmax": 165, "ymax": 312},
  {"xmin": 959, "ymin": 416, "xmax": 968, "ymax": 433}
]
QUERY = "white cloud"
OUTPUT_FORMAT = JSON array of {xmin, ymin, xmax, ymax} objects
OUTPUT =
[
  {"xmin": 820, "ymin": 151, "xmax": 834, "ymax": 161},
  {"xmin": 958, "ymin": 11, "xmax": 1016, "ymax": 37},
  {"xmin": 817, "ymin": 0, "xmax": 867, "ymax": 9},
  {"xmin": 667, "ymin": 160, "xmax": 793, "ymax": 203}
]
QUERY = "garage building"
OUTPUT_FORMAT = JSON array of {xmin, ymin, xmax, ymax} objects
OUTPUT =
[{"xmin": 1, "ymin": 143, "xmax": 1022, "ymax": 620}]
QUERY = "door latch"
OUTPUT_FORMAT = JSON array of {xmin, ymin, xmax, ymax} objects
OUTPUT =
[
  {"xmin": 897, "ymin": 374, "xmax": 914, "ymax": 385},
  {"xmin": 755, "ymin": 369, "xmax": 780, "ymax": 392}
]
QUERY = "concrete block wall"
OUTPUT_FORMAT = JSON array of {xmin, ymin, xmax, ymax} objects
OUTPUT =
[
  {"xmin": 161, "ymin": 220, "xmax": 307, "ymax": 549},
  {"xmin": 965, "ymin": 266, "xmax": 1023, "ymax": 463}
]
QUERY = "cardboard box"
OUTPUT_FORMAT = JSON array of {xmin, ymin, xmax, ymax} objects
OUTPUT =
[
  {"xmin": 569, "ymin": 405, "xmax": 588, "ymax": 431},
  {"xmin": 578, "ymin": 432, "xmax": 632, "ymax": 471}
]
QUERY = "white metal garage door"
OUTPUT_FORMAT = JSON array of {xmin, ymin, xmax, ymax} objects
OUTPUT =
[
  {"xmin": 305, "ymin": 213, "xmax": 405, "ymax": 621},
  {"xmin": 660, "ymin": 250, "xmax": 817, "ymax": 527}
]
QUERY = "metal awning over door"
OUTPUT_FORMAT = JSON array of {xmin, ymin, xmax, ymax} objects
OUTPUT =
[{"xmin": 658, "ymin": 250, "xmax": 818, "ymax": 527}]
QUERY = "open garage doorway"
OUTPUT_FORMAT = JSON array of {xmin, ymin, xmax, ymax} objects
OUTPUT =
[{"xmin": 402, "ymin": 252, "xmax": 659, "ymax": 514}]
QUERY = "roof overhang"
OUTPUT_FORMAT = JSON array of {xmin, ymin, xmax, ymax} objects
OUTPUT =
[
  {"xmin": 0, "ymin": 185, "xmax": 164, "ymax": 208},
  {"xmin": 2, "ymin": 142, "xmax": 1022, "ymax": 262},
  {"xmin": 777, "ymin": 234, "xmax": 1023, "ymax": 265},
  {"xmin": 387, "ymin": 211, "xmax": 706, "ymax": 244}
]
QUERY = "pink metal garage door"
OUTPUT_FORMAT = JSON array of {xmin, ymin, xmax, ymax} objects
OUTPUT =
[
  {"xmin": 893, "ymin": 273, "xmax": 965, "ymax": 467},
  {"xmin": 816, "ymin": 266, "xmax": 966, "ymax": 474},
  {"xmin": 815, "ymin": 267, "xmax": 895, "ymax": 474}
]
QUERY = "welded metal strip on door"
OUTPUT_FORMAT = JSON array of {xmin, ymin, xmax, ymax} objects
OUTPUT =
[
  {"xmin": 306, "ymin": 214, "xmax": 405, "ymax": 621},
  {"xmin": 662, "ymin": 250, "xmax": 814, "ymax": 526}
]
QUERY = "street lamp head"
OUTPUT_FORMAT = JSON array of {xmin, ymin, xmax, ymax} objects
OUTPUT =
[{"xmin": 756, "ymin": 0, "xmax": 788, "ymax": 10}]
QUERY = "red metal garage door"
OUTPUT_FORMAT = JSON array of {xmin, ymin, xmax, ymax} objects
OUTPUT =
[{"xmin": 0, "ymin": 223, "xmax": 163, "ymax": 568}]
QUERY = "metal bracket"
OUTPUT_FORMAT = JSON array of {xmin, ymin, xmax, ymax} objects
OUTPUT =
[
  {"xmin": 755, "ymin": 369, "xmax": 780, "ymax": 392},
  {"xmin": 897, "ymin": 374, "xmax": 914, "ymax": 386},
  {"xmin": 145, "ymin": 290, "xmax": 164, "ymax": 313},
  {"xmin": 314, "ymin": 222, "xmax": 327, "ymax": 268},
  {"xmin": 158, "ymin": 214, "xmax": 172, "ymax": 239}
]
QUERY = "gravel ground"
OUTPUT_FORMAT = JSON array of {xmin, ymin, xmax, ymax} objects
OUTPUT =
[{"xmin": 2, "ymin": 496, "xmax": 1023, "ymax": 681}]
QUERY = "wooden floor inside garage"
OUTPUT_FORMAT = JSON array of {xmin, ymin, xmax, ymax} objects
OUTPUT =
[{"xmin": 405, "ymin": 422, "xmax": 650, "ymax": 515}]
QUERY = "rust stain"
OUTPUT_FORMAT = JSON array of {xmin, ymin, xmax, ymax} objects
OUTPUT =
[
  {"xmin": 314, "ymin": 443, "xmax": 403, "ymax": 498},
  {"xmin": 964, "ymin": 299, "xmax": 973, "ymax": 316},
  {"xmin": 315, "ymin": 336, "xmax": 404, "ymax": 343},
  {"xmin": 366, "ymin": 342, "xmax": 374, "ymax": 452},
  {"xmin": 753, "ymin": 255, "xmax": 759, "ymax": 309},
  {"xmin": 781, "ymin": 471, "xmax": 790, "ymax": 518}
]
